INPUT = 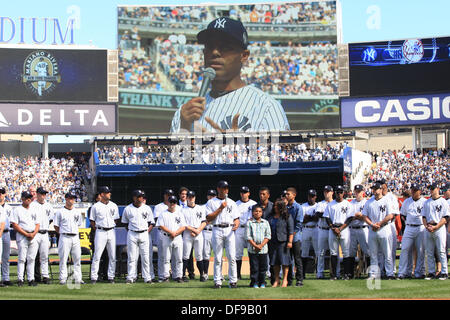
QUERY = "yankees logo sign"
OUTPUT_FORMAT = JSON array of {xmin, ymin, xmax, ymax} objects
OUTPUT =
[{"xmin": 214, "ymin": 18, "xmax": 226, "ymax": 29}]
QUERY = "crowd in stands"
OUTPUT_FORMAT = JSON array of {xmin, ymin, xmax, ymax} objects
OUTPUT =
[
  {"xmin": 0, "ymin": 156, "xmax": 91, "ymax": 204},
  {"xmin": 95, "ymin": 142, "xmax": 346, "ymax": 165},
  {"xmin": 363, "ymin": 149, "xmax": 449, "ymax": 196},
  {"xmin": 118, "ymin": 2, "xmax": 336, "ymax": 25}
]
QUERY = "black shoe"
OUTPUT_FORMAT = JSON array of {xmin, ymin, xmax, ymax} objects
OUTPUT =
[
  {"xmin": 397, "ymin": 276, "xmax": 405, "ymax": 280},
  {"xmin": 296, "ymin": 281, "xmax": 304, "ymax": 287},
  {"xmin": 200, "ymin": 275, "xmax": 207, "ymax": 282},
  {"xmin": 91, "ymin": 280, "xmax": 97, "ymax": 284},
  {"xmin": 414, "ymin": 275, "xmax": 425, "ymax": 279},
  {"xmin": 387, "ymin": 276, "xmax": 395, "ymax": 280},
  {"xmin": 0, "ymin": 283, "xmax": 5, "ymax": 287},
  {"xmin": 330, "ymin": 276, "xmax": 337, "ymax": 281},
  {"xmin": 229, "ymin": 282, "xmax": 237, "ymax": 289},
  {"xmin": 3, "ymin": 281, "xmax": 11, "ymax": 286},
  {"xmin": 425, "ymin": 273, "xmax": 435, "ymax": 280},
  {"xmin": 175, "ymin": 278, "xmax": 183, "ymax": 283},
  {"xmin": 214, "ymin": 283, "xmax": 221, "ymax": 289},
  {"xmin": 189, "ymin": 274, "xmax": 195, "ymax": 280},
  {"xmin": 28, "ymin": 280, "xmax": 37, "ymax": 287},
  {"xmin": 17, "ymin": 280, "xmax": 24, "ymax": 287},
  {"xmin": 182, "ymin": 276, "xmax": 189, "ymax": 282},
  {"xmin": 43, "ymin": 277, "xmax": 51, "ymax": 284},
  {"xmin": 439, "ymin": 273, "xmax": 448, "ymax": 280}
]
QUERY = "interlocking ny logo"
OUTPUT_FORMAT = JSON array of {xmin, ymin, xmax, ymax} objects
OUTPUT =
[
  {"xmin": 214, "ymin": 18, "xmax": 227, "ymax": 28},
  {"xmin": 196, "ymin": 212, "xmax": 202, "ymax": 219},
  {"xmin": 379, "ymin": 205, "xmax": 386, "ymax": 213},
  {"xmin": 175, "ymin": 217, "xmax": 181, "ymax": 224},
  {"xmin": 417, "ymin": 207, "xmax": 422, "ymax": 214},
  {"xmin": 341, "ymin": 207, "xmax": 348, "ymax": 214},
  {"xmin": 436, "ymin": 205, "xmax": 442, "ymax": 213}
]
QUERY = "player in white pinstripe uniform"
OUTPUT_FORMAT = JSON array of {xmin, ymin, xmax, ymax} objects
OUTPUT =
[
  {"xmin": 202, "ymin": 189, "xmax": 216, "ymax": 281},
  {"xmin": 348, "ymin": 184, "xmax": 369, "ymax": 279},
  {"xmin": 235, "ymin": 186, "xmax": 257, "ymax": 280},
  {"xmin": 0, "ymin": 187, "xmax": 13, "ymax": 286},
  {"xmin": 300, "ymin": 189, "xmax": 319, "ymax": 278},
  {"xmin": 170, "ymin": 17, "xmax": 290, "ymax": 133}
]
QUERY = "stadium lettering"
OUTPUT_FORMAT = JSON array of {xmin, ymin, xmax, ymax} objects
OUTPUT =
[
  {"xmin": 120, "ymin": 92, "xmax": 191, "ymax": 108},
  {"xmin": 0, "ymin": 17, "xmax": 75, "ymax": 45},
  {"xmin": 354, "ymin": 96, "xmax": 450, "ymax": 123},
  {"xmin": 17, "ymin": 109, "xmax": 108, "ymax": 126}
]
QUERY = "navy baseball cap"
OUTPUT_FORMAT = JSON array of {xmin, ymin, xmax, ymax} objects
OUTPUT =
[
  {"xmin": 187, "ymin": 190, "xmax": 196, "ymax": 197},
  {"xmin": 168, "ymin": 195, "xmax": 178, "ymax": 204},
  {"xmin": 240, "ymin": 186, "xmax": 250, "ymax": 193},
  {"xmin": 377, "ymin": 179, "xmax": 387, "ymax": 185},
  {"xmin": 217, "ymin": 180, "xmax": 229, "ymax": 188},
  {"xmin": 206, "ymin": 189, "xmax": 217, "ymax": 196},
  {"xmin": 308, "ymin": 189, "xmax": 317, "ymax": 196},
  {"xmin": 429, "ymin": 183, "xmax": 440, "ymax": 190},
  {"xmin": 410, "ymin": 183, "xmax": 421, "ymax": 191},
  {"xmin": 197, "ymin": 17, "xmax": 249, "ymax": 49},
  {"xmin": 335, "ymin": 185, "xmax": 345, "ymax": 192},
  {"xmin": 65, "ymin": 191, "xmax": 77, "ymax": 199},
  {"xmin": 354, "ymin": 184, "xmax": 364, "ymax": 192},
  {"xmin": 371, "ymin": 182, "xmax": 382, "ymax": 190},
  {"xmin": 98, "ymin": 186, "xmax": 111, "ymax": 194},
  {"xmin": 132, "ymin": 189, "xmax": 145, "ymax": 197},
  {"xmin": 37, "ymin": 187, "xmax": 48, "ymax": 194},
  {"xmin": 21, "ymin": 191, "xmax": 33, "ymax": 199},
  {"xmin": 164, "ymin": 189, "xmax": 175, "ymax": 196},
  {"xmin": 324, "ymin": 185, "xmax": 333, "ymax": 192},
  {"xmin": 444, "ymin": 182, "xmax": 450, "ymax": 191},
  {"xmin": 0, "ymin": 187, "xmax": 5, "ymax": 194},
  {"xmin": 281, "ymin": 190, "xmax": 287, "ymax": 197}
]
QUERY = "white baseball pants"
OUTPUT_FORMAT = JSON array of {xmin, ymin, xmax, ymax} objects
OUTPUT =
[
  {"xmin": 35, "ymin": 232, "xmax": 50, "ymax": 278},
  {"xmin": 159, "ymin": 233, "xmax": 183, "ymax": 279},
  {"xmin": 16, "ymin": 234, "xmax": 39, "ymax": 281},
  {"xmin": 212, "ymin": 227, "xmax": 237, "ymax": 285},
  {"xmin": 90, "ymin": 229, "xmax": 116, "ymax": 280},
  {"xmin": 127, "ymin": 230, "xmax": 151, "ymax": 282},
  {"xmin": 368, "ymin": 226, "xmax": 394, "ymax": 277},
  {"xmin": 349, "ymin": 227, "xmax": 370, "ymax": 257},
  {"xmin": 1, "ymin": 232, "xmax": 9, "ymax": 281},
  {"xmin": 183, "ymin": 231, "xmax": 204, "ymax": 261},
  {"xmin": 234, "ymin": 227, "xmax": 247, "ymax": 261},
  {"xmin": 398, "ymin": 225, "xmax": 425, "ymax": 277},
  {"xmin": 424, "ymin": 226, "xmax": 448, "ymax": 275},
  {"xmin": 58, "ymin": 234, "xmax": 82, "ymax": 282}
]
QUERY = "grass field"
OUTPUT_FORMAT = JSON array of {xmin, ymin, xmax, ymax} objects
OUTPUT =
[{"xmin": 1, "ymin": 254, "xmax": 450, "ymax": 300}]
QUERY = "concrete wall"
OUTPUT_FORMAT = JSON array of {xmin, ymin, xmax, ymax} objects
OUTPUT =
[{"xmin": 0, "ymin": 141, "xmax": 41, "ymax": 157}]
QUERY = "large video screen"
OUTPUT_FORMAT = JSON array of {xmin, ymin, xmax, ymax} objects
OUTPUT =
[
  {"xmin": 0, "ymin": 48, "xmax": 108, "ymax": 102},
  {"xmin": 117, "ymin": 2, "xmax": 339, "ymax": 133},
  {"xmin": 348, "ymin": 36, "xmax": 450, "ymax": 97}
]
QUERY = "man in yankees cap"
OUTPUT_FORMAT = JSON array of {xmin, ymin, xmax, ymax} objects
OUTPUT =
[
  {"xmin": 202, "ymin": 189, "xmax": 217, "ymax": 280},
  {"xmin": 89, "ymin": 186, "xmax": 120, "ymax": 284},
  {"xmin": 170, "ymin": 17, "xmax": 289, "ymax": 133},
  {"xmin": 53, "ymin": 191, "xmax": 84, "ymax": 285},
  {"xmin": 121, "ymin": 190, "xmax": 155, "ymax": 284},
  {"xmin": 205, "ymin": 180, "xmax": 240, "ymax": 288},
  {"xmin": 0, "ymin": 187, "xmax": 13, "ymax": 286}
]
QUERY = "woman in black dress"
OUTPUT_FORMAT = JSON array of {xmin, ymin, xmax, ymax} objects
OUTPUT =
[{"xmin": 267, "ymin": 198, "xmax": 294, "ymax": 287}]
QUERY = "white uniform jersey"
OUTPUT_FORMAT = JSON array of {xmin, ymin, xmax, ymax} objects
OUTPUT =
[
  {"xmin": 153, "ymin": 202, "xmax": 168, "ymax": 221},
  {"xmin": 156, "ymin": 209, "xmax": 186, "ymax": 232},
  {"xmin": 323, "ymin": 200, "xmax": 353, "ymax": 225},
  {"xmin": 385, "ymin": 192, "xmax": 400, "ymax": 215},
  {"xmin": 170, "ymin": 85, "xmax": 290, "ymax": 133},
  {"xmin": 11, "ymin": 205, "xmax": 39, "ymax": 233},
  {"xmin": 236, "ymin": 199, "xmax": 257, "ymax": 228},
  {"xmin": 422, "ymin": 197, "xmax": 449, "ymax": 224},
  {"xmin": 205, "ymin": 197, "xmax": 239, "ymax": 225},
  {"xmin": 121, "ymin": 203, "xmax": 155, "ymax": 231},
  {"xmin": 1, "ymin": 203, "xmax": 13, "ymax": 231},
  {"xmin": 301, "ymin": 202, "xmax": 319, "ymax": 227},
  {"xmin": 54, "ymin": 207, "xmax": 83, "ymax": 234},
  {"xmin": 182, "ymin": 205, "xmax": 207, "ymax": 229},
  {"xmin": 89, "ymin": 201, "xmax": 119, "ymax": 228},
  {"xmin": 400, "ymin": 197, "xmax": 427, "ymax": 225},
  {"xmin": 32, "ymin": 200, "xmax": 54, "ymax": 231},
  {"xmin": 349, "ymin": 198, "xmax": 367, "ymax": 227},
  {"xmin": 0, "ymin": 206, "xmax": 5, "ymax": 227},
  {"xmin": 362, "ymin": 196, "xmax": 392, "ymax": 223},
  {"xmin": 316, "ymin": 200, "xmax": 332, "ymax": 228}
]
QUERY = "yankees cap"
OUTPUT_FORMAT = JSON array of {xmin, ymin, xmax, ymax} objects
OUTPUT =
[
  {"xmin": 197, "ymin": 17, "xmax": 249, "ymax": 49},
  {"xmin": 410, "ymin": 183, "xmax": 421, "ymax": 191},
  {"xmin": 308, "ymin": 189, "xmax": 317, "ymax": 196},
  {"xmin": 335, "ymin": 185, "xmax": 345, "ymax": 192},
  {"xmin": 21, "ymin": 191, "xmax": 33, "ymax": 199},
  {"xmin": 354, "ymin": 184, "xmax": 364, "ymax": 192},
  {"xmin": 37, "ymin": 187, "xmax": 48, "ymax": 194},
  {"xmin": 429, "ymin": 183, "xmax": 440, "ymax": 190},
  {"xmin": 187, "ymin": 190, "xmax": 196, "ymax": 197},
  {"xmin": 98, "ymin": 186, "xmax": 112, "ymax": 194},
  {"xmin": 65, "ymin": 191, "xmax": 77, "ymax": 199},
  {"xmin": 168, "ymin": 195, "xmax": 178, "ymax": 204},
  {"xmin": 164, "ymin": 189, "xmax": 175, "ymax": 196},
  {"xmin": 240, "ymin": 186, "xmax": 250, "ymax": 193},
  {"xmin": 217, "ymin": 180, "xmax": 229, "ymax": 188},
  {"xmin": 0, "ymin": 187, "xmax": 5, "ymax": 194},
  {"xmin": 132, "ymin": 189, "xmax": 145, "ymax": 197},
  {"xmin": 323, "ymin": 185, "xmax": 333, "ymax": 192},
  {"xmin": 371, "ymin": 182, "xmax": 382, "ymax": 190},
  {"xmin": 206, "ymin": 189, "xmax": 217, "ymax": 196}
]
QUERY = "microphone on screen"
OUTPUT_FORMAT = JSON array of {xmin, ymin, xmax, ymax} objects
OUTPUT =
[{"xmin": 198, "ymin": 67, "xmax": 216, "ymax": 97}]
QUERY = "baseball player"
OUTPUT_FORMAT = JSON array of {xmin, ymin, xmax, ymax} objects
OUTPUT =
[
  {"xmin": 348, "ymin": 184, "xmax": 370, "ymax": 279},
  {"xmin": 170, "ymin": 17, "xmax": 290, "ymax": 133},
  {"xmin": 380, "ymin": 180, "xmax": 400, "ymax": 277},
  {"xmin": 397, "ymin": 183, "xmax": 426, "ymax": 279},
  {"xmin": 10, "ymin": 191, "xmax": 40, "ymax": 286},
  {"xmin": 153, "ymin": 189, "xmax": 174, "ymax": 282},
  {"xmin": 156, "ymin": 195, "xmax": 186, "ymax": 283},
  {"xmin": 422, "ymin": 183, "xmax": 449, "ymax": 280},
  {"xmin": 53, "ymin": 191, "xmax": 84, "ymax": 285},
  {"xmin": 0, "ymin": 187, "xmax": 13, "ymax": 286},
  {"xmin": 89, "ymin": 186, "xmax": 120, "ymax": 284},
  {"xmin": 205, "ymin": 180, "xmax": 240, "ymax": 289},
  {"xmin": 362, "ymin": 182, "xmax": 395, "ymax": 279},
  {"xmin": 181, "ymin": 190, "xmax": 207, "ymax": 282},
  {"xmin": 202, "ymin": 189, "xmax": 216, "ymax": 281},
  {"xmin": 301, "ymin": 189, "xmax": 319, "ymax": 278},
  {"xmin": 285, "ymin": 187, "xmax": 304, "ymax": 286},
  {"xmin": 122, "ymin": 190, "xmax": 155, "ymax": 284},
  {"xmin": 179, "ymin": 187, "xmax": 195, "ymax": 280},
  {"xmin": 32, "ymin": 187, "xmax": 54, "ymax": 284},
  {"xmin": 323, "ymin": 185, "xmax": 354, "ymax": 280},
  {"xmin": 235, "ymin": 186, "xmax": 257, "ymax": 280},
  {"xmin": 445, "ymin": 183, "xmax": 450, "ymax": 257},
  {"xmin": 314, "ymin": 185, "xmax": 337, "ymax": 279}
]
